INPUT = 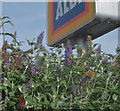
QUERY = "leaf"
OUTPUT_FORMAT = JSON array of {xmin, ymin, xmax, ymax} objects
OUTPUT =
[
  {"xmin": 24, "ymin": 48, "xmax": 33, "ymax": 54},
  {"xmin": 106, "ymin": 54, "xmax": 114, "ymax": 58},
  {"xmin": 9, "ymin": 92, "xmax": 15, "ymax": 97},
  {"xmin": 4, "ymin": 20, "xmax": 14, "ymax": 26},
  {"xmin": 51, "ymin": 84, "xmax": 57, "ymax": 95},
  {"xmin": 112, "ymin": 94, "xmax": 118, "ymax": 101},
  {"xmin": 26, "ymin": 98, "xmax": 41, "ymax": 107},
  {"xmin": 0, "ymin": 21, "xmax": 2, "ymax": 28},
  {"xmin": 41, "ymin": 94, "xmax": 49, "ymax": 105},
  {"xmin": 92, "ymin": 87, "xmax": 105, "ymax": 93},
  {"xmin": 26, "ymin": 39, "xmax": 35, "ymax": 46},
  {"xmin": 27, "ymin": 40, "xmax": 31, "ymax": 45},
  {"xmin": 4, "ymin": 33, "xmax": 14, "ymax": 37},
  {"xmin": 2, "ymin": 16, "xmax": 10, "ymax": 20},
  {"xmin": 13, "ymin": 31, "xmax": 17, "ymax": 42},
  {"xmin": 10, "ymin": 31, "xmax": 20, "ymax": 46},
  {"xmin": 60, "ymin": 80, "xmax": 67, "ymax": 89},
  {"xmin": 8, "ymin": 101, "xmax": 17, "ymax": 106},
  {"xmin": 93, "ymin": 44, "xmax": 99, "ymax": 48}
]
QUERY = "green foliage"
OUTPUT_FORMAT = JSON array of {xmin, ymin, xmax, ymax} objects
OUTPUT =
[{"xmin": 0, "ymin": 16, "xmax": 120, "ymax": 110}]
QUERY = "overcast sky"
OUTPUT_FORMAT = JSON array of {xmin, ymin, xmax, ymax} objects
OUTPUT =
[{"xmin": 0, "ymin": 2, "xmax": 119, "ymax": 54}]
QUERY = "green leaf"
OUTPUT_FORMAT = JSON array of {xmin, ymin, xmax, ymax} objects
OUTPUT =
[
  {"xmin": 112, "ymin": 94, "xmax": 118, "ymax": 101},
  {"xmin": 8, "ymin": 101, "xmax": 17, "ymax": 106},
  {"xmin": 0, "ymin": 21, "xmax": 2, "ymax": 28},
  {"xmin": 9, "ymin": 92, "xmax": 15, "ymax": 97},
  {"xmin": 2, "ymin": 16, "xmax": 10, "ymax": 20},
  {"xmin": 60, "ymin": 80, "xmax": 67, "ymax": 89},
  {"xmin": 93, "ymin": 44, "xmax": 99, "ymax": 48},
  {"xmin": 26, "ymin": 98, "xmax": 41, "ymax": 107},
  {"xmin": 24, "ymin": 48, "xmax": 34, "ymax": 54},
  {"xmin": 27, "ymin": 40, "xmax": 32, "ymax": 45},
  {"xmin": 4, "ymin": 33, "xmax": 14, "ymax": 37},
  {"xmin": 106, "ymin": 54, "xmax": 114, "ymax": 58},
  {"xmin": 41, "ymin": 94, "xmax": 49, "ymax": 105},
  {"xmin": 4, "ymin": 20, "xmax": 14, "ymax": 26},
  {"xmin": 92, "ymin": 87, "xmax": 105, "ymax": 93},
  {"xmin": 51, "ymin": 84, "xmax": 57, "ymax": 95}
]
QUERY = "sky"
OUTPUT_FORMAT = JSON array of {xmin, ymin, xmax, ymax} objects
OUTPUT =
[
  {"xmin": 1, "ymin": 2, "xmax": 47, "ymax": 50},
  {"xmin": 0, "ymin": 1, "xmax": 119, "ymax": 55}
]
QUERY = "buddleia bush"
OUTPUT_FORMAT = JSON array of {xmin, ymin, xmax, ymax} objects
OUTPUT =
[{"xmin": 0, "ymin": 16, "xmax": 120, "ymax": 110}]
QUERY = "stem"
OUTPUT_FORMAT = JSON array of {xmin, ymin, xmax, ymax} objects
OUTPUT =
[
  {"xmin": 1, "ymin": 17, "xmax": 5, "ymax": 41},
  {"xmin": 100, "ymin": 74, "xmax": 110, "ymax": 109},
  {"xmin": 56, "ymin": 77, "xmax": 60, "ymax": 95},
  {"xmin": 23, "ymin": 59, "xmax": 31, "ymax": 75},
  {"xmin": 105, "ymin": 75, "xmax": 110, "ymax": 89},
  {"xmin": 67, "ymin": 71, "xmax": 72, "ymax": 88},
  {"xmin": 107, "ymin": 94, "xmax": 111, "ymax": 102},
  {"xmin": 70, "ymin": 94, "xmax": 73, "ymax": 108}
]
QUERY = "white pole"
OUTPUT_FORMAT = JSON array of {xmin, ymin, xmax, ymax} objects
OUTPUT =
[
  {"xmin": 75, "ymin": 34, "xmax": 88, "ymax": 50},
  {"xmin": 76, "ymin": 34, "xmax": 93, "ymax": 48}
]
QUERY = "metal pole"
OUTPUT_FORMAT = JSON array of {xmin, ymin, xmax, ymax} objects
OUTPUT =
[
  {"xmin": 75, "ymin": 34, "xmax": 93, "ymax": 55},
  {"xmin": 76, "ymin": 37, "xmax": 87, "ymax": 49}
]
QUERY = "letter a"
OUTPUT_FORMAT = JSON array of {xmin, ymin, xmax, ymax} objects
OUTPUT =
[{"xmin": 56, "ymin": 1, "xmax": 64, "ymax": 20}]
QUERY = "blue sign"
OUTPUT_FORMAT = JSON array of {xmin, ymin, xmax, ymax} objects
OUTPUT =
[
  {"xmin": 53, "ymin": 1, "xmax": 85, "ymax": 31},
  {"xmin": 47, "ymin": 1, "xmax": 95, "ymax": 46}
]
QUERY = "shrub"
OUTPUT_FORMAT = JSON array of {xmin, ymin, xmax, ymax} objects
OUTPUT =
[{"xmin": 0, "ymin": 16, "xmax": 120, "ymax": 110}]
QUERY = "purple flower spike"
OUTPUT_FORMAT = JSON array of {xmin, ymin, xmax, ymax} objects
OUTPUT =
[
  {"xmin": 96, "ymin": 45, "xmax": 101, "ymax": 57},
  {"xmin": 30, "ymin": 66, "xmax": 40, "ymax": 74},
  {"xmin": 82, "ymin": 74, "xmax": 90, "ymax": 81},
  {"xmin": 3, "ymin": 51, "xmax": 10, "ymax": 67},
  {"xmin": 30, "ymin": 60, "xmax": 40, "ymax": 74},
  {"xmin": 19, "ymin": 54, "xmax": 28, "ymax": 68},
  {"xmin": 37, "ymin": 31, "xmax": 44, "ymax": 45},
  {"xmin": 101, "ymin": 58, "xmax": 109, "ymax": 64},
  {"xmin": 64, "ymin": 40, "xmax": 73, "ymax": 65}
]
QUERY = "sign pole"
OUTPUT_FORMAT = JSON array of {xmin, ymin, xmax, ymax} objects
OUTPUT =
[
  {"xmin": 118, "ymin": 27, "xmax": 120, "ymax": 48},
  {"xmin": 76, "ymin": 35, "xmax": 87, "ymax": 50},
  {"xmin": 76, "ymin": 34, "xmax": 93, "ymax": 56}
]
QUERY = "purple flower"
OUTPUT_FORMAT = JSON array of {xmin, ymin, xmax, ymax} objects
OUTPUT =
[
  {"xmin": 2, "ymin": 51, "xmax": 11, "ymax": 74},
  {"xmin": 30, "ymin": 65, "xmax": 40, "ymax": 74},
  {"xmin": 19, "ymin": 54, "xmax": 28, "ymax": 67},
  {"xmin": 69, "ymin": 84, "xmax": 77, "ymax": 96},
  {"xmin": 101, "ymin": 58, "xmax": 109, "ymax": 64},
  {"xmin": 4, "ymin": 51, "xmax": 10, "ymax": 66},
  {"xmin": 64, "ymin": 40, "xmax": 73, "ymax": 65},
  {"xmin": 30, "ymin": 60, "xmax": 40, "ymax": 74},
  {"xmin": 111, "ymin": 73, "xmax": 116, "ymax": 76},
  {"xmin": 32, "ymin": 59, "xmax": 39, "ymax": 64},
  {"xmin": 96, "ymin": 45, "xmax": 101, "ymax": 57},
  {"xmin": 14, "ymin": 52, "xmax": 28, "ymax": 69},
  {"xmin": 37, "ymin": 31, "xmax": 44, "ymax": 45},
  {"xmin": 82, "ymin": 74, "xmax": 90, "ymax": 82},
  {"xmin": 15, "ymin": 47, "xmax": 22, "ymax": 52}
]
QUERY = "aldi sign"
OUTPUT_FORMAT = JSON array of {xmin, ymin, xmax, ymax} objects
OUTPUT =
[
  {"xmin": 54, "ymin": 1, "xmax": 86, "ymax": 30},
  {"xmin": 47, "ymin": 0, "xmax": 95, "ymax": 46}
]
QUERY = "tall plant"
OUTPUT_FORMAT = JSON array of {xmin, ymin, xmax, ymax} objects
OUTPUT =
[{"xmin": 0, "ymin": 16, "xmax": 120, "ymax": 110}]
